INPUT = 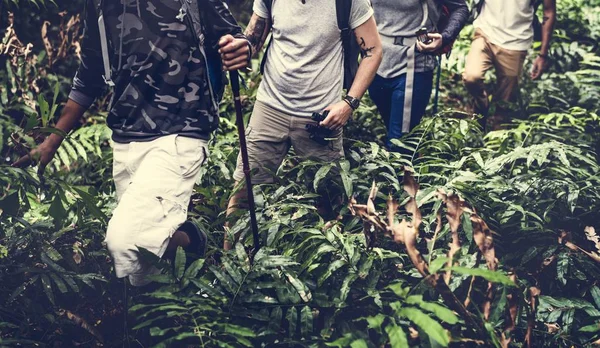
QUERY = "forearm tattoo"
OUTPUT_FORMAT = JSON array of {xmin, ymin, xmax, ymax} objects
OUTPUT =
[
  {"xmin": 359, "ymin": 37, "xmax": 375, "ymax": 58},
  {"xmin": 245, "ymin": 17, "xmax": 268, "ymax": 53},
  {"xmin": 542, "ymin": 15, "xmax": 549, "ymax": 25}
]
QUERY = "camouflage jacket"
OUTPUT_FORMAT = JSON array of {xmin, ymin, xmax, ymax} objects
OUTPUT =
[{"xmin": 69, "ymin": 0, "xmax": 243, "ymax": 143}]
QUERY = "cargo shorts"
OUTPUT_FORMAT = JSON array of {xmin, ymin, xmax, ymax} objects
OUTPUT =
[
  {"xmin": 106, "ymin": 134, "xmax": 208, "ymax": 286},
  {"xmin": 233, "ymin": 101, "xmax": 344, "ymax": 184}
]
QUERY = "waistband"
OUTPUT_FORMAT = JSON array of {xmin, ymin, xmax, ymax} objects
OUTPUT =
[{"xmin": 380, "ymin": 33, "xmax": 419, "ymax": 47}]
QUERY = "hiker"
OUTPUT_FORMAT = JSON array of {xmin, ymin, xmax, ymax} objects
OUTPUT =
[
  {"xmin": 463, "ymin": 0, "xmax": 556, "ymax": 131},
  {"xmin": 222, "ymin": 0, "xmax": 382, "ymax": 250},
  {"xmin": 368, "ymin": 0, "xmax": 468, "ymax": 152},
  {"xmin": 13, "ymin": 0, "xmax": 251, "ymax": 286}
]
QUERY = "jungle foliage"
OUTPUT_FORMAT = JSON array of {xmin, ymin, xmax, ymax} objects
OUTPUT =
[{"xmin": 1, "ymin": 0, "xmax": 600, "ymax": 347}]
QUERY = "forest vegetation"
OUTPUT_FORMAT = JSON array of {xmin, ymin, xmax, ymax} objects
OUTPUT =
[{"xmin": 1, "ymin": 0, "xmax": 600, "ymax": 347}]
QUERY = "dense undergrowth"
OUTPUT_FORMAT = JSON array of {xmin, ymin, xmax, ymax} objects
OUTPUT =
[{"xmin": 1, "ymin": 0, "xmax": 600, "ymax": 347}]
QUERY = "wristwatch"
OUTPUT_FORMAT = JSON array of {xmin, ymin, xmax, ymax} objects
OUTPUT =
[{"xmin": 343, "ymin": 95, "xmax": 360, "ymax": 111}]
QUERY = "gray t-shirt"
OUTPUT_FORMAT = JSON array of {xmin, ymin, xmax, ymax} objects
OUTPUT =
[
  {"xmin": 254, "ymin": 0, "xmax": 373, "ymax": 117},
  {"xmin": 371, "ymin": 0, "xmax": 439, "ymax": 78}
]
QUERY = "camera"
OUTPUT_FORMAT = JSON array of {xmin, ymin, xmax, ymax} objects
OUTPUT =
[
  {"xmin": 306, "ymin": 111, "xmax": 333, "ymax": 145},
  {"xmin": 416, "ymin": 27, "xmax": 432, "ymax": 45}
]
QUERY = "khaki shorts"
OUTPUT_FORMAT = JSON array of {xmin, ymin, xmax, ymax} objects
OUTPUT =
[
  {"xmin": 233, "ymin": 101, "xmax": 344, "ymax": 184},
  {"xmin": 106, "ymin": 134, "xmax": 208, "ymax": 286}
]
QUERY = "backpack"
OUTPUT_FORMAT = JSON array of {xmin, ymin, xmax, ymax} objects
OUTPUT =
[
  {"xmin": 259, "ymin": 0, "xmax": 359, "ymax": 90},
  {"xmin": 91, "ymin": 0, "xmax": 226, "ymax": 102},
  {"xmin": 432, "ymin": 3, "xmax": 455, "ymax": 56},
  {"xmin": 471, "ymin": 0, "xmax": 544, "ymax": 42}
]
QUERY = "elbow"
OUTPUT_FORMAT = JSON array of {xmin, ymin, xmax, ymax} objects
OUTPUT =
[{"xmin": 374, "ymin": 47, "xmax": 383, "ymax": 68}]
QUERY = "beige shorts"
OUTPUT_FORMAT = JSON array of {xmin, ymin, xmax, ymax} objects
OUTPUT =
[
  {"xmin": 106, "ymin": 134, "xmax": 208, "ymax": 286},
  {"xmin": 233, "ymin": 101, "xmax": 344, "ymax": 184}
]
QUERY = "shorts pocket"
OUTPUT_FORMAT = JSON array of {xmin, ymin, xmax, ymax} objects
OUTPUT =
[
  {"xmin": 143, "ymin": 195, "xmax": 187, "ymax": 226},
  {"xmin": 136, "ymin": 195, "xmax": 187, "ymax": 256},
  {"xmin": 174, "ymin": 135, "xmax": 207, "ymax": 178}
]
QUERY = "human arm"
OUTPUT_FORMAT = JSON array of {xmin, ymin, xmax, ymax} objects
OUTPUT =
[
  {"xmin": 219, "ymin": 12, "xmax": 271, "ymax": 71},
  {"xmin": 13, "ymin": 0, "xmax": 100, "ymax": 170},
  {"xmin": 243, "ymin": 13, "xmax": 271, "ymax": 58},
  {"xmin": 531, "ymin": 0, "xmax": 556, "ymax": 80},
  {"xmin": 417, "ymin": 0, "xmax": 468, "ymax": 53},
  {"xmin": 199, "ymin": 0, "xmax": 250, "ymax": 71},
  {"xmin": 13, "ymin": 100, "xmax": 87, "ymax": 170},
  {"xmin": 320, "ymin": 16, "xmax": 382, "ymax": 131},
  {"xmin": 439, "ymin": 0, "xmax": 469, "ymax": 46}
]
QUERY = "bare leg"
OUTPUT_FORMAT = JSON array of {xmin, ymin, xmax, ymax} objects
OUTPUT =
[
  {"xmin": 163, "ymin": 231, "xmax": 191, "ymax": 260},
  {"xmin": 224, "ymin": 181, "xmax": 247, "ymax": 251}
]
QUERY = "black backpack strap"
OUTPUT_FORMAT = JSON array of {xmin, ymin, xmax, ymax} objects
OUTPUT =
[
  {"xmin": 91, "ymin": 0, "xmax": 115, "ymax": 87},
  {"xmin": 264, "ymin": 0, "xmax": 273, "ymax": 14},
  {"xmin": 336, "ymin": 0, "xmax": 358, "ymax": 90},
  {"xmin": 336, "ymin": 0, "xmax": 351, "ymax": 34},
  {"xmin": 259, "ymin": 0, "xmax": 274, "ymax": 74}
]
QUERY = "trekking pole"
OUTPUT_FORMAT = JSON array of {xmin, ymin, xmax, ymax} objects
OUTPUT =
[
  {"xmin": 229, "ymin": 70, "xmax": 261, "ymax": 261},
  {"xmin": 433, "ymin": 55, "xmax": 442, "ymax": 115}
]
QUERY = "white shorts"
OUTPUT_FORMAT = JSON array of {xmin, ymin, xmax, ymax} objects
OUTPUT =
[{"xmin": 105, "ymin": 134, "xmax": 208, "ymax": 286}]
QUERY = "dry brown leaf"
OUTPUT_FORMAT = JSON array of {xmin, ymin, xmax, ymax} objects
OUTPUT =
[
  {"xmin": 388, "ymin": 195, "xmax": 404, "ymax": 244},
  {"xmin": 525, "ymin": 286, "xmax": 540, "ymax": 348},
  {"xmin": 505, "ymin": 274, "xmax": 518, "ymax": 333},
  {"xmin": 73, "ymin": 252, "xmax": 82, "ymax": 265},
  {"xmin": 542, "ymin": 255, "xmax": 557, "ymax": 268},
  {"xmin": 41, "ymin": 21, "xmax": 54, "ymax": 67},
  {"xmin": 367, "ymin": 181, "xmax": 377, "ymax": 215},
  {"xmin": 350, "ymin": 175, "xmax": 489, "ymax": 340},
  {"xmin": 387, "ymin": 194, "xmax": 398, "ymax": 228},
  {"xmin": 409, "ymin": 327, "xmax": 419, "ymax": 339},
  {"xmin": 585, "ymin": 226, "xmax": 600, "ymax": 253},
  {"xmin": 544, "ymin": 323, "xmax": 560, "ymax": 334},
  {"xmin": 500, "ymin": 333, "xmax": 511, "ymax": 348},
  {"xmin": 469, "ymin": 212, "xmax": 499, "ymax": 320},
  {"xmin": 403, "ymin": 167, "xmax": 419, "ymax": 197},
  {"xmin": 464, "ymin": 275, "xmax": 476, "ymax": 308},
  {"xmin": 428, "ymin": 209, "xmax": 443, "ymax": 264},
  {"xmin": 471, "ymin": 214, "xmax": 498, "ymax": 271},
  {"xmin": 560, "ymin": 230, "xmax": 600, "ymax": 263},
  {"xmin": 445, "ymin": 193, "xmax": 464, "ymax": 234},
  {"xmin": 60, "ymin": 309, "xmax": 104, "ymax": 343},
  {"xmin": 439, "ymin": 191, "xmax": 464, "ymax": 283},
  {"xmin": 349, "ymin": 193, "xmax": 385, "ymax": 247},
  {"xmin": 399, "ymin": 219, "xmax": 429, "ymax": 276},
  {"xmin": 401, "ymin": 170, "xmax": 427, "ymax": 277}
]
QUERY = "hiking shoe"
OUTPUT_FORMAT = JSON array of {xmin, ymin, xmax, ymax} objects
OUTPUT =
[{"xmin": 179, "ymin": 220, "xmax": 208, "ymax": 259}]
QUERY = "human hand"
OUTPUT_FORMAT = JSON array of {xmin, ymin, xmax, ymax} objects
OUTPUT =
[
  {"xmin": 218, "ymin": 34, "xmax": 251, "ymax": 71},
  {"xmin": 319, "ymin": 101, "xmax": 353, "ymax": 131},
  {"xmin": 12, "ymin": 137, "xmax": 62, "ymax": 173},
  {"xmin": 530, "ymin": 55, "xmax": 550, "ymax": 80},
  {"xmin": 416, "ymin": 33, "xmax": 443, "ymax": 53}
]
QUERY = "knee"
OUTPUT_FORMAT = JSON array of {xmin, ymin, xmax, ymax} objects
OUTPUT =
[
  {"xmin": 462, "ymin": 70, "xmax": 484, "ymax": 88},
  {"xmin": 105, "ymin": 228, "xmax": 132, "ymax": 257},
  {"xmin": 105, "ymin": 215, "xmax": 138, "ymax": 257}
]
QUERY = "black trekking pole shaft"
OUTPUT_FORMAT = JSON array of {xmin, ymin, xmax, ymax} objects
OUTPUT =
[
  {"xmin": 433, "ymin": 55, "xmax": 442, "ymax": 115},
  {"xmin": 229, "ymin": 70, "xmax": 261, "ymax": 258}
]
